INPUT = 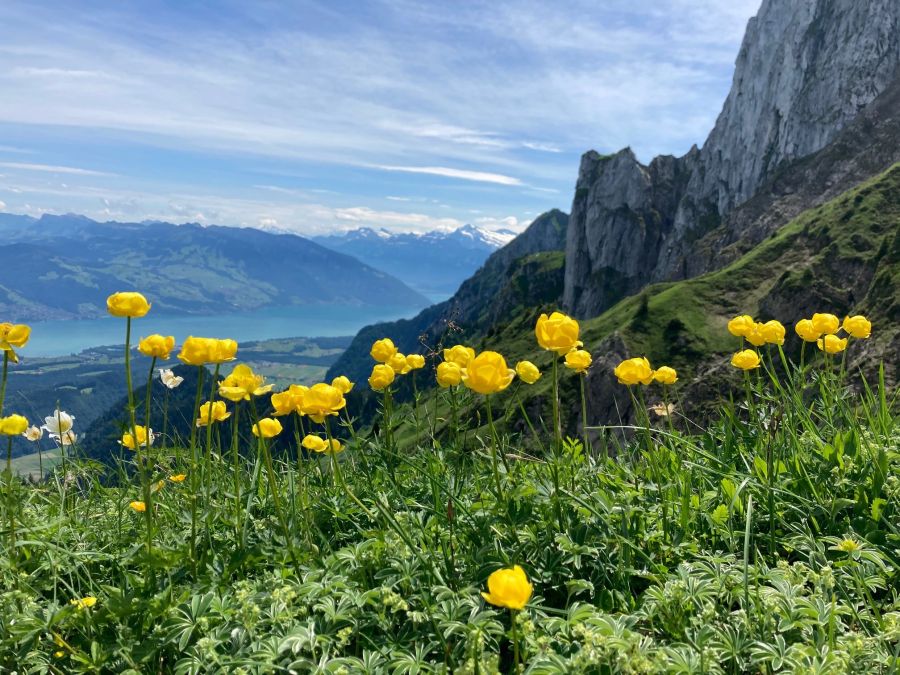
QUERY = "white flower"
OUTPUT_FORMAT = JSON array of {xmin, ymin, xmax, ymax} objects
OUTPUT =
[
  {"xmin": 159, "ymin": 368, "xmax": 184, "ymax": 389},
  {"xmin": 41, "ymin": 410, "xmax": 75, "ymax": 435},
  {"xmin": 50, "ymin": 430, "xmax": 78, "ymax": 446},
  {"xmin": 23, "ymin": 425, "xmax": 43, "ymax": 442}
]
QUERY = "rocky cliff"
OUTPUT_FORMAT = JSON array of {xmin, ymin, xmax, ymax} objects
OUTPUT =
[{"xmin": 564, "ymin": 0, "xmax": 900, "ymax": 318}]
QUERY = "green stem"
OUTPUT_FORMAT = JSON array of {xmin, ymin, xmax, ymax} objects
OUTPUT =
[
  {"xmin": 204, "ymin": 364, "xmax": 221, "ymax": 504},
  {"xmin": 188, "ymin": 366, "xmax": 205, "ymax": 574},
  {"xmin": 0, "ymin": 350, "xmax": 8, "ymax": 415},
  {"xmin": 231, "ymin": 401, "xmax": 242, "ymax": 539},
  {"xmin": 5, "ymin": 437, "xmax": 14, "ymax": 564},
  {"xmin": 485, "ymin": 396, "xmax": 505, "ymax": 501},
  {"xmin": 511, "ymin": 609, "xmax": 520, "ymax": 672},
  {"xmin": 125, "ymin": 318, "xmax": 153, "ymax": 564},
  {"xmin": 579, "ymin": 374, "xmax": 592, "ymax": 456},
  {"xmin": 256, "ymin": 410, "xmax": 299, "ymax": 569}
]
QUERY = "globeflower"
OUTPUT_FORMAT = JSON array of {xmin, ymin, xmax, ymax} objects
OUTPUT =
[
  {"xmin": 461, "ymin": 351, "xmax": 516, "ymax": 395},
  {"xmin": 564, "ymin": 349, "xmax": 592, "ymax": 374},
  {"xmin": 760, "ymin": 320, "xmax": 785, "ymax": 345},
  {"xmin": 370, "ymin": 338, "xmax": 397, "ymax": 363},
  {"xmin": 178, "ymin": 336, "xmax": 238, "ymax": 365},
  {"xmin": 252, "ymin": 417, "xmax": 283, "ymax": 438},
  {"xmin": 406, "ymin": 354, "xmax": 426, "ymax": 370},
  {"xmin": 368, "ymin": 364, "xmax": 396, "ymax": 391},
  {"xmin": 0, "ymin": 322, "xmax": 31, "ymax": 353},
  {"xmin": 129, "ymin": 501, "xmax": 146, "ymax": 513},
  {"xmin": 271, "ymin": 386, "xmax": 306, "ymax": 416},
  {"xmin": 168, "ymin": 474, "xmax": 187, "ymax": 483},
  {"xmin": 388, "ymin": 353, "xmax": 412, "ymax": 374},
  {"xmin": 0, "ymin": 414, "xmax": 29, "ymax": 436},
  {"xmin": 70, "ymin": 596, "xmax": 97, "ymax": 610},
  {"xmin": 794, "ymin": 319, "xmax": 820, "ymax": 342},
  {"xmin": 138, "ymin": 334, "xmax": 175, "ymax": 359},
  {"xmin": 481, "ymin": 565, "xmax": 533, "ymax": 610},
  {"xmin": 158, "ymin": 368, "xmax": 184, "ymax": 389},
  {"xmin": 811, "ymin": 313, "xmax": 840, "ymax": 335},
  {"xmin": 106, "ymin": 292, "xmax": 151, "ymax": 318},
  {"xmin": 299, "ymin": 383, "xmax": 346, "ymax": 423},
  {"xmin": 653, "ymin": 366, "xmax": 678, "ymax": 385},
  {"xmin": 515, "ymin": 360, "xmax": 541, "ymax": 384},
  {"xmin": 120, "ymin": 425, "xmax": 154, "ymax": 450},
  {"xmin": 842, "ymin": 315, "xmax": 871, "ymax": 339},
  {"xmin": 331, "ymin": 375, "xmax": 354, "ymax": 393},
  {"xmin": 196, "ymin": 400, "xmax": 230, "ymax": 427},
  {"xmin": 436, "ymin": 361, "xmax": 462, "ymax": 388},
  {"xmin": 443, "ymin": 345, "xmax": 475, "ymax": 367},
  {"xmin": 727, "ymin": 315, "xmax": 755, "ymax": 338},
  {"xmin": 730, "ymin": 349, "xmax": 761, "ymax": 370},
  {"xmin": 745, "ymin": 323, "xmax": 767, "ymax": 347},
  {"xmin": 535, "ymin": 311, "xmax": 581, "ymax": 355},
  {"xmin": 301, "ymin": 434, "xmax": 328, "ymax": 453},
  {"xmin": 817, "ymin": 334, "xmax": 848, "ymax": 354},
  {"xmin": 613, "ymin": 357, "xmax": 654, "ymax": 385},
  {"xmin": 218, "ymin": 364, "xmax": 273, "ymax": 401}
]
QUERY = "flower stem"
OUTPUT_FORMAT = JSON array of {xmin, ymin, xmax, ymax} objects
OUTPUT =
[
  {"xmin": 188, "ymin": 366, "xmax": 205, "ymax": 574},
  {"xmin": 0, "ymin": 350, "xmax": 9, "ymax": 416},
  {"xmin": 125, "ymin": 318, "xmax": 153, "ymax": 566}
]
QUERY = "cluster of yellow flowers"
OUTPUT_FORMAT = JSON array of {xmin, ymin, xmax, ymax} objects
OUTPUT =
[
  {"xmin": 367, "ymin": 338, "xmax": 426, "ymax": 390},
  {"xmin": 613, "ymin": 357, "xmax": 678, "ymax": 386}
]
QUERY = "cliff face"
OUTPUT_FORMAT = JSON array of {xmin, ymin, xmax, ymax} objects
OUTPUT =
[{"xmin": 564, "ymin": 0, "xmax": 900, "ymax": 318}]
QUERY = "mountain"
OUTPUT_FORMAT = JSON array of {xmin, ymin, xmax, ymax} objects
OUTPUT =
[
  {"xmin": 0, "ymin": 214, "xmax": 429, "ymax": 322},
  {"xmin": 311, "ymin": 224, "xmax": 516, "ymax": 299}
]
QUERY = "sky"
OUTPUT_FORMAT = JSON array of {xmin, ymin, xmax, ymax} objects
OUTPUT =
[{"xmin": 0, "ymin": 0, "xmax": 761, "ymax": 236}]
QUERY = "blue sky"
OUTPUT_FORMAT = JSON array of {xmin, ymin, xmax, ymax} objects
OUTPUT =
[{"xmin": 0, "ymin": 0, "xmax": 760, "ymax": 235}]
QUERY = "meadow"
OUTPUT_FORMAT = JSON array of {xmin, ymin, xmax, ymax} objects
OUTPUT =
[{"xmin": 0, "ymin": 297, "xmax": 897, "ymax": 674}]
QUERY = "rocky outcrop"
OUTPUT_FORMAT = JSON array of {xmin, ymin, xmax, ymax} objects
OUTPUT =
[{"xmin": 564, "ymin": 0, "xmax": 900, "ymax": 318}]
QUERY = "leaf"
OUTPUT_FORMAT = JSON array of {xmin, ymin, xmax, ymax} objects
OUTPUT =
[
  {"xmin": 871, "ymin": 498, "xmax": 887, "ymax": 522},
  {"xmin": 710, "ymin": 504, "xmax": 729, "ymax": 526}
]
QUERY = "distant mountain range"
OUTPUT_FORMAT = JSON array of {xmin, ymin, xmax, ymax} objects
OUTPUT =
[
  {"xmin": 311, "ymin": 224, "xmax": 516, "ymax": 299},
  {"xmin": 0, "ymin": 214, "xmax": 429, "ymax": 322}
]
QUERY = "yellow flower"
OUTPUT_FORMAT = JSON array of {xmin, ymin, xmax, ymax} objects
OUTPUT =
[
  {"xmin": 368, "ymin": 364, "xmax": 396, "ymax": 391},
  {"xmin": 301, "ymin": 434, "xmax": 328, "ymax": 452},
  {"xmin": 120, "ymin": 425, "xmax": 153, "ymax": 450},
  {"xmin": 653, "ymin": 366, "xmax": 678, "ymax": 385},
  {"xmin": 481, "ymin": 565, "xmax": 533, "ymax": 610},
  {"xmin": 443, "ymin": 345, "xmax": 475, "ymax": 367},
  {"xmin": 69, "ymin": 596, "xmax": 97, "ymax": 610},
  {"xmin": 137, "ymin": 334, "xmax": 175, "ymax": 359},
  {"xmin": 730, "ymin": 349, "xmax": 761, "ymax": 370},
  {"xmin": 461, "ymin": 351, "xmax": 516, "ymax": 395},
  {"xmin": 218, "ymin": 364, "xmax": 274, "ymax": 401},
  {"xmin": 196, "ymin": 400, "xmax": 230, "ymax": 427},
  {"xmin": 613, "ymin": 357, "xmax": 654, "ymax": 385},
  {"xmin": 760, "ymin": 320, "xmax": 785, "ymax": 345},
  {"xmin": 794, "ymin": 319, "xmax": 820, "ymax": 342},
  {"xmin": 436, "ymin": 361, "xmax": 462, "ymax": 388},
  {"xmin": 406, "ymin": 354, "xmax": 426, "ymax": 370},
  {"xmin": 331, "ymin": 375, "xmax": 354, "ymax": 393},
  {"xmin": 129, "ymin": 501, "xmax": 146, "ymax": 512},
  {"xmin": 564, "ymin": 349, "xmax": 592, "ymax": 374},
  {"xmin": 106, "ymin": 291, "xmax": 151, "ymax": 318},
  {"xmin": 370, "ymin": 338, "xmax": 397, "ymax": 363},
  {"xmin": 252, "ymin": 417, "xmax": 283, "ymax": 438},
  {"xmin": 0, "ymin": 322, "xmax": 31, "ymax": 351},
  {"xmin": 209, "ymin": 339, "xmax": 238, "ymax": 364},
  {"xmin": 0, "ymin": 414, "xmax": 29, "ymax": 435},
  {"xmin": 811, "ymin": 313, "xmax": 840, "ymax": 335},
  {"xmin": 515, "ymin": 360, "xmax": 541, "ymax": 384},
  {"xmin": 151, "ymin": 479, "xmax": 166, "ymax": 493},
  {"xmin": 745, "ymin": 323, "xmax": 767, "ymax": 347},
  {"xmin": 299, "ymin": 383, "xmax": 346, "ymax": 423},
  {"xmin": 168, "ymin": 474, "xmax": 187, "ymax": 483},
  {"xmin": 177, "ymin": 336, "xmax": 237, "ymax": 366},
  {"xmin": 535, "ymin": 312, "xmax": 581, "ymax": 355},
  {"xmin": 842, "ymin": 315, "xmax": 871, "ymax": 339},
  {"xmin": 271, "ymin": 385, "xmax": 307, "ymax": 416},
  {"xmin": 727, "ymin": 315, "xmax": 755, "ymax": 337},
  {"xmin": 817, "ymin": 334, "xmax": 848, "ymax": 354},
  {"xmin": 388, "ymin": 353, "xmax": 412, "ymax": 374}
]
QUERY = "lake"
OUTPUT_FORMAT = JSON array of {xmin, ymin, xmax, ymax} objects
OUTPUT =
[{"xmin": 23, "ymin": 303, "xmax": 428, "ymax": 357}]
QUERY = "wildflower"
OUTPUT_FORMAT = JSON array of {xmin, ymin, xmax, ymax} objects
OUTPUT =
[
  {"xmin": 811, "ymin": 313, "xmax": 840, "ymax": 335},
  {"xmin": 817, "ymin": 334, "xmax": 848, "ymax": 354},
  {"xmin": 730, "ymin": 349, "xmax": 761, "ymax": 370},
  {"xmin": 842, "ymin": 315, "xmax": 871, "ymax": 339},
  {"xmin": 653, "ymin": 366, "xmax": 678, "ymax": 385},
  {"xmin": 129, "ymin": 500, "xmax": 146, "ymax": 512},
  {"xmin": 461, "ymin": 351, "xmax": 516, "ymax": 395},
  {"xmin": 370, "ymin": 338, "xmax": 397, "ymax": 363},
  {"xmin": 388, "ymin": 353, "xmax": 412, "ymax": 374},
  {"xmin": 745, "ymin": 323, "xmax": 767, "ymax": 347},
  {"xmin": 23, "ymin": 425, "xmax": 43, "ymax": 441},
  {"xmin": 515, "ymin": 360, "xmax": 541, "ymax": 384},
  {"xmin": 301, "ymin": 434, "xmax": 328, "ymax": 452},
  {"xmin": 69, "ymin": 596, "xmax": 97, "ymax": 610},
  {"xmin": 196, "ymin": 400, "xmax": 230, "ymax": 427},
  {"xmin": 794, "ymin": 319, "xmax": 820, "ymax": 342},
  {"xmin": 299, "ymin": 383, "xmax": 346, "ymax": 423},
  {"xmin": 106, "ymin": 291, "xmax": 151, "ymax": 318},
  {"xmin": 727, "ymin": 315, "xmax": 755, "ymax": 337},
  {"xmin": 41, "ymin": 410, "xmax": 74, "ymax": 435},
  {"xmin": 252, "ymin": 417, "xmax": 283, "ymax": 438},
  {"xmin": 168, "ymin": 474, "xmax": 187, "ymax": 483},
  {"xmin": 436, "ymin": 361, "xmax": 462, "ymax": 388},
  {"xmin": 443, "ymin": 345, "xmax": 475, "ymax": 367},
  {"xmin": 535, "ymin": 312, "xmax": 581, "ymax": 355},
  {"xmin": 151, "ymin": 479, "xmax": 165, "ymax": 492},
  {"xmin": 120, "ymin": 425, "xmax": 154, "ymax": 450},
  {"xmin": 833, "ymin": 537, "xmax": 861, "ymax": 554},
  {"xmin": 218, "ymin": 364, "xmax": 273, "ymax": 401},
  {"xmin": 649, "ymin": 402, "xmax": 676, "ymax": 417},
  {"xmin": 0, "ymin": 322, "xmax": 30, "ymax": 354},
  {"xmin": 138, "ymin": 334, "xmax": 175, "ymax": 359},
  {"xmin": 0, "ymin": 414, "xmax": 29, "ymax": 435},
  {"xmin": 481, "ymin": 565, "xmax": 533, "ymax": 610},
  {"xmin": 271, "ymin": 387, "xmax": 304, "ymax": 416},
  {"xmin": 177, "ymin": 336, "xmax": 237, "ymax": 365},
  {"xmin": 158, "ymin": 368, "xmax": 184, "ymax": 389},
  {"xmin": 564, "ymin": 349, "xmax": 592, "ymax": 374},
  {"xmin": 331, "ymin": 375, "xmax": 354, "ymax": 393},
  {"xmin": 760, "ymin": 320, "xmax": 785, "ymax": 345},
  {"xmin": 405, "ymin": 354, "xmax": 426, "ymax": 370},
  {"xmin": 614, "ymin": 357, "xmax": 654, "ymax": 385},
  {"xmin": 368, "ymin": 364, "xmax": 395, "ymax": 391},
  {"xmin": 50, "ymin": 431, "xmax": 78, "ymax": 447}
]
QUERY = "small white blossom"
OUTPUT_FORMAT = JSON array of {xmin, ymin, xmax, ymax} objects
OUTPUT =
[
  {"xmin": 41, "ymin": 410, "xmax": 75, "ymax": 435},
  {"xmin": 159, "ymin": 368, "xmax": 184, "ymax": 389},
  {"xmin": 23, "ymin": 425, "xmax": 43, "ymax": 442}
]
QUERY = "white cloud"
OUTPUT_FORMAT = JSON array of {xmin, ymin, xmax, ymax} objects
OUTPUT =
[
  {"xmin": 0, "ymin": 200, "xmax": 6, "ymax": 210},
  {"xmin": 376, "ymin": 165, "xmax": 522, "ymax": 186},
  {"xmin": 0, "ymin": 161, "xmax": 111, "ymax": 176}
]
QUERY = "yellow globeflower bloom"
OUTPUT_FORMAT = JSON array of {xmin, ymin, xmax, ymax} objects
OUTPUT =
[
  {"xmin": 138, "ymin": 334, "xmax": 175, "ymax": 359},
  {"xmin": 368, "ymin": 364, "xmax": 396, "ymax": 391},
  {"xmin": 727, "ymin": 315, "xmax": 755, "ymax": 337},
  {"xmin": 745, "ymin": 323, "xmax": 767, "ymax": 347},
  {"xmin": 271, "ymin": 388, "xmax": 301, "ymax": 416},
  {"xmin": 0, "ymin": 414, "xmax": 29, "ymax": 436},
  {"xmin": 535, "ymin": 311, "xmax": 581, "ymax": 355},
  {"xmin": 301, "ymin": 434, "xmax": 328, "ymax": 453},
  {"xmin": 406, "ymin": 354, "xmax": 426, "ymax": 370},
  {"xmin": 653, "ymin": 366, "xmax": 678, "ymax": 385},
  {"xmin": 760, "ymin": 320, "xmax": 785, "ymax": 345},
  {"xmin": 168, "ymin": 474, "xmax": 187, "ymax": 483},
  {"xmin": 120, "ymin": 425, "xmax": 153, "ymax": 450},
  {"xmin": 299, "ymin": 383, "xmax": 346, "ymax": 423},
  {"xmin": 129, "ymin": 501, "xmax": 146, "ymax": 513},
  {"xmin": 436, "ymin": 361, "xmax": 462, "ymax": 388},
  {"xmin": 252, "ymin": 417, "xmax": 283, "ymax": 438},
  {"xmin": 564, "ymin": 349, "xmax": 592, "ymax": 374},
  {"xmin": 730, "ymin": 349, "xmax": 761, "ymax": 370},
  {"xmin": 370, "ymin": 338, "xmax": 397, "ymax": 363},
  {"xmin": 613, "ymin": 357, "xmax": 654, "ymax": 385},
  {"xmin": 795, "ymin": 319, "xmax": 820, "ymax": 342},
  {"xmin": 210, "ymin": 339, "xmax": 238, "ymax": 364},
  {"xmin": 843, "ymin": 315, "xmax": 871, "ymax": 339},
  {"xmin": 331, "ymin": 375, "xmax": 354, "ymax": 393},
  {"xmin": 817, "ymin": 334, "xmax": 848, "ymax": 354},
  {"xmin": 0, "ymin": 322, "xmax": 31, "ymax": 351},
  {"xmin": 515, "ymin": 360, "xmax": 541, "ymax": 384},
  {"xmin": 177, "ymin": 337, "xmax": 238, "ymax": 366},
  {"xmin": 70, "ymin": 596, "xmax": 98, "ymax": 610},
  {"xmin": 388, "ymin": 353, "xmax": 412, "ymax": 375},
  {"xmin": 107, "ymin": 292, "xmax": 151, "ymax": 318},
  {"xmin": 811, "ymin": 313, "xmax": 840, "ymax": 335},
  {"xmin": 461, "ymin": 351, "xmax": 516, "ymax": 395},
  {"xmin": 443, "ymin": 345, "xmax": 475, "ymax": 368},
  {"xmin": 218, "ymin": 364, "xmax": 273, "ymax": 402},
  {"xmin": 481, "ymin": 565, "xmax": 533, "ymax": 610},
  {"xmin": 196, "ymin": 400, "xmax": 230, "ymax": 427}
]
